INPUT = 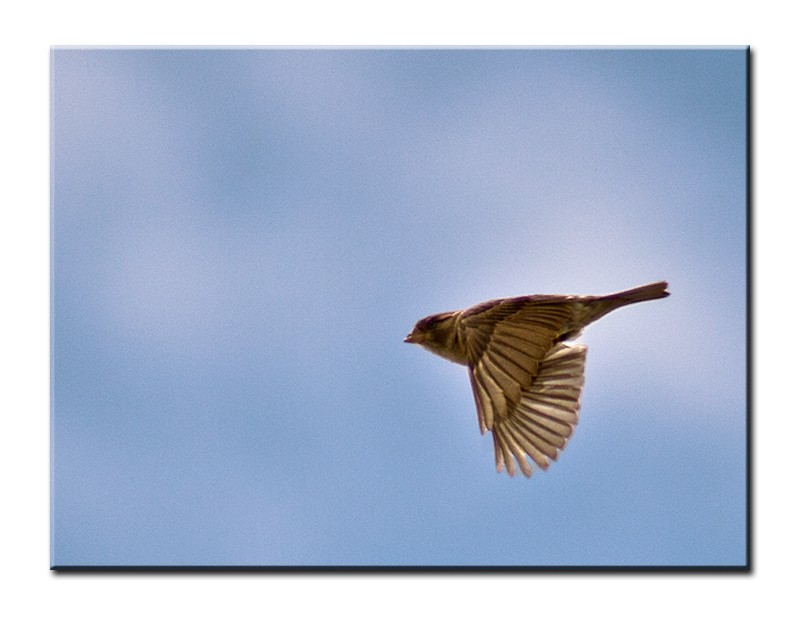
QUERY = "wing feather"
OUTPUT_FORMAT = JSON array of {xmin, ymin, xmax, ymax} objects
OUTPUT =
[
  {"xmin": 492, "ymin": 434, "xmax": 504, "ymax": 474},
  {"xmin": 482, "ymin": 350, "xmax": 524, "ymax": 403},
  {"xmin": 485, "ymin": 348, "xmax": 532, "ymax": 388},
  {"xmin": 514, "ymin": 416, "xmax": 566, "ymax": 451},
  {"xmin": 487, "ymin": 343, "xmax": 587, "ymax": 477},
  {"xmin": 459, "ymin": 296, "xmax": 588, "ymax": 476},
  {"xmin": 490, "ymin": 337, "xmax": 542, "ymax": 371},
  {"xmin": 495, "ymin": 323, "xmax": 554, "ymax": 346},
  {"xmin": 502, "ymin": 420, "xmax": 551, "ymax": 471},
  {"xmin": 474, "ymin": 361, "xmax": 508, "ymax": 418},
  {"xmin": 495, "ymin": 422, "xmax": 534, "ymax": 477},
  {"xmin": 469, "ymin": 368, "xmax": 496, "ymax": 432},
  {"xmin": 511, "ymin": 417, "xmax": 561, "ymax": 460},
  {"xmin": 468, "ymin": 369, "xmax": 489, "ymax": 434},
  {"xmin": 494, "ymin": 427, "xmax": 517, "ymax": 476}
]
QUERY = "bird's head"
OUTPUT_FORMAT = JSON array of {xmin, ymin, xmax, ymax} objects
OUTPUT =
[
  {"xmin": 404, "ymin": 312, "xmax": 453, "ymax": 344},
  {"xmin": 404, "ymin": 311, "xmax": 466, "ymax": 364}
]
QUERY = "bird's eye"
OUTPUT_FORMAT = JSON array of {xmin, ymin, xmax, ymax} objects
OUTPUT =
[{"xmin": 425, "ymin": 317, "xmax": 442, "ymax": 329}]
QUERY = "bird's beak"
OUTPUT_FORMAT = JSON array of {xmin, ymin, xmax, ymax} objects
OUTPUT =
[{"xmin": 404, "ymin": 331, "xmax": 422, "ymax": 344}]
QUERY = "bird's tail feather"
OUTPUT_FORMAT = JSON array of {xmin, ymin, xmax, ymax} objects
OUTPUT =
[
  {"xmin": 603, "ymin": 281, "xmax": 670, "ymax": 304},
  {"xmin": 581, "ymin": 281, "xmax": 669, "ymax": 326}
]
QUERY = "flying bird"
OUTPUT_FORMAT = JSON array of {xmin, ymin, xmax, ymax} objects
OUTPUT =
[{"xmin": 404, "ymin": 281, "xmax": 669, "ymax": 477}]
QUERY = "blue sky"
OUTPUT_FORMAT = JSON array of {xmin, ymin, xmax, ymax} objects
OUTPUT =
[{"xmin": 51, "ymin": 48, "xmax": 747, "ymax": 567}]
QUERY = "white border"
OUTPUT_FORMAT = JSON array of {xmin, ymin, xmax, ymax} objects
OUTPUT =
[{"xmin": 3, "ymin": 1, "xmax": 795, "ymax": 622}]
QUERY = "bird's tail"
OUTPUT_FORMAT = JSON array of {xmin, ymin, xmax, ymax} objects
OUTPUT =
[
  {"xmin": 580, "ymin": 281, "xmax": 669, "ymax": 326},
  {"xmin": 602, "ymin": 280, "xmax": 670, "ymax": 305}
]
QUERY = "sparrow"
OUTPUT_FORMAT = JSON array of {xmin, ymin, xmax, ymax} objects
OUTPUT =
[{"xmin": 404, "ymin": 281, "xmax": 669, "ymax": 477}]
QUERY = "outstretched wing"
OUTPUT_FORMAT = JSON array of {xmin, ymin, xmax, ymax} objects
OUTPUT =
[
  {"xmin": 461, "ymin": 295, "xmax": 577, "ymax": 434},
  {"xmin": 487, "ymin": 342, "xmax": 587, "ymax": 477}
]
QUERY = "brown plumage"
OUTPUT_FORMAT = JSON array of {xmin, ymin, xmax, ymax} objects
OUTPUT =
[{"xmin": 404, "ymin": 281, "xmax": 669, "ymax": 477}]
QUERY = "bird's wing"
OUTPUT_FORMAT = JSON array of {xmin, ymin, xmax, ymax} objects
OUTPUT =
[
  {"xmin": 461, "ymin": 296, "xmax": 576, "ymax": 433},
  {"xmin": 489, "ymin": 342, "xmax": 586, "ymax": 477}
]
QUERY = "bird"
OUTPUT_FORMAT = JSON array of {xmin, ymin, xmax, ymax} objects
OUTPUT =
[{"xmin": 404, "ymin": 281, "xmax": 669, "ymax": 477}]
